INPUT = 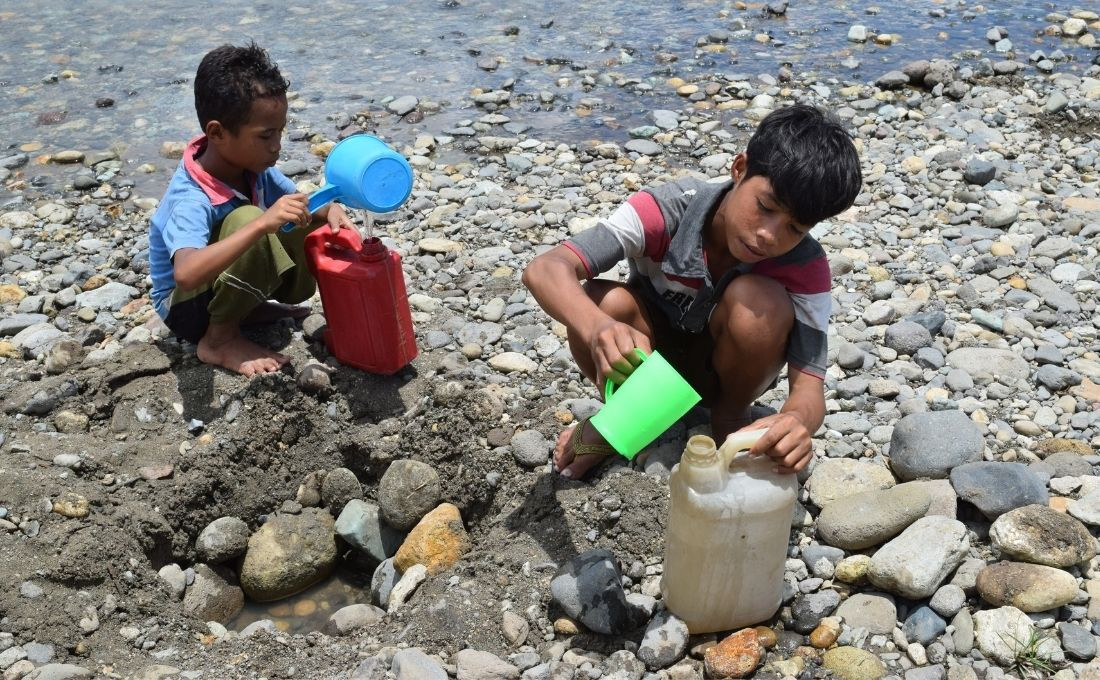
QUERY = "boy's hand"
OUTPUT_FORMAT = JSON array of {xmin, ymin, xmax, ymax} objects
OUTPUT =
[
  {"xmin": 325, "ymin": 203, "xmax": 354, "ymax": 231},
  {"xmin": 585, "ymin": 317, "xmax": 652, "ymax": 390},
  {"xmin": 262, "ymin": 193, "xmax": 311, "ymax": 232},
  {"xmin": 740, "ymin": 412, "xmax": 813, "ymax": 474}
]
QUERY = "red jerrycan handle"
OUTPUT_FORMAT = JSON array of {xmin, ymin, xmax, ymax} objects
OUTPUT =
[{"xmin": 305, "ymin": 224, "xmax": 363, "ymax": 254}]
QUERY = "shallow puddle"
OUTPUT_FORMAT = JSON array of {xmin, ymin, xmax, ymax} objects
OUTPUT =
[{"xmin": 229, "ymin": 567, "xmax": 374, "ymax": 635}]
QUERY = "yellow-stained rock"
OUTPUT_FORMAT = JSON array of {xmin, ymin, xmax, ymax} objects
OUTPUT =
[
  {"xmin": 834, "ymin": 555, "xmax": 872, "ymax": 584},
  {"xmin": 810, "ymin": 617, "xmax": 841, "ymax": 648},
  {"xmin": 394, "ymin": 502, "xmax": 471, "ymax": 575},
  {"xmin": 0, "ymin": 341, "xmax": 19, "ymax": 358},
  {"xmin": 81, "ymin": 274, "xmax": 108, "ymax": 291},
  {"xmin": 823, "ymin": 646, "xmax": 887, "ymax": 680},
  {"xmin": 0, "ymin": 284, "xmax": 27, "ymax": 304},
  {"xmin": 554, "ymin": 617, "xmax": 579, "ymax": 635},
  {"xmin": 1036, "ymin": 438, "xmax": 1093, "ymax": 457},
  {"xmin": 53, "ymin": 492, "xmax": 90, "ymax": 518}
]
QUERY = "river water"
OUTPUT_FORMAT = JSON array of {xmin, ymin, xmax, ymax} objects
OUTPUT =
[{"xmin": 1, "ymin": 0, "xmax": 1096, "ymax": 178}]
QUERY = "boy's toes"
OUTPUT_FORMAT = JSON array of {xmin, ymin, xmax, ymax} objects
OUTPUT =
[
  {"xmin": 553, "ymin": 426, "xmax": 577, "ymax": 471},
  {"xmin": 560, "ymin": 454, "xmax": 605, "ymax": 480}
]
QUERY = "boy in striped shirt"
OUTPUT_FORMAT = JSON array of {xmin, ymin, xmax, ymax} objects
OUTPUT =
[{"xmin": 522, "ymin": 104, "xmax": 862, "ymax": 479}]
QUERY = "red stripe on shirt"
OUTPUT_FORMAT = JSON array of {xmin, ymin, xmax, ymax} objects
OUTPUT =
[
  {"xmin": 752, "ymin": 257, "xmax": 831, "ymax": 295},
  {"xmin": 628, "ymin": 192, "xmax": 669, "ymax": 261},
  {"xmin": 666, "ymin": 273, "xmax": 703, "ymax": 290},
  {"xmin": 562, "ymin": 242, "xmax": 595, "ymax": 279}
]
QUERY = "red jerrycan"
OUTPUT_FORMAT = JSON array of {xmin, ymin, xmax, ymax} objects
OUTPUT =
[{"xmin": 304, "ymin": 225, "xmax": 418, "ymax": 374}]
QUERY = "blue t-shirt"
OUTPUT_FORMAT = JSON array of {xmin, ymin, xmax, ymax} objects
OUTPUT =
[{"xmin": 148, "ymin": 135, "xmax": 297, "ymax": 318}]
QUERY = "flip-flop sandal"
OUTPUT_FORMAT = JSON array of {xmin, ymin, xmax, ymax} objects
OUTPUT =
[{"xmin": 561, "ymin": 415, "xmax": 617, "ymax": 478}]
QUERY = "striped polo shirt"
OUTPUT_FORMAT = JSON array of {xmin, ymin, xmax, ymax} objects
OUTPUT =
[{"xmin": 563, "ymin": 177, "xmax": 831, "ymax": 379}]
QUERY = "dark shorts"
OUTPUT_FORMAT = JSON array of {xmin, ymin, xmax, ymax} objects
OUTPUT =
[
  {"xmin": 163, "ymin": 290, "xmax": 215, "ymax": 344},
  {"xmin": 635, "ymin": 283, "xmax": 781, "ymax": 406},
  {"xmin": 637, "ymin": 291, "xmax": 723, "ymax": 405}
]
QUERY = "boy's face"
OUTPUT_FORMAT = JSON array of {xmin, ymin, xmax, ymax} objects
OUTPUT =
[
  {"xmin": 713, "ymin": 153, "xmax": 812, "ymax": 264},
  {"xmin": 208, "ymin": 94, "xmax": 288, "ymax": 175}
]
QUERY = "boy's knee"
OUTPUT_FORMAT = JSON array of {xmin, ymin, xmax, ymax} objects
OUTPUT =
[
  {"xmin": 718, "ymin": 274, "xmax": 793, "ymax": 335},
  {"xmin": 583, "ymin": 279, "xmax": 638, "ymax": 317}
]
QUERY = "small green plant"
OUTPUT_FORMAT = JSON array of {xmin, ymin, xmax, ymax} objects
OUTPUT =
[{"xmin": 998, "ymin": 628, "xmax": 1061, "ymax": 679}]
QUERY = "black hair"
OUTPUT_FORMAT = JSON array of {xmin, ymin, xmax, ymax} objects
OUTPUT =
[
  {"xmin": 743, "ymin": 104, "xmax": 863, "ymax": 226},
  {"xmin": 194, "ymin": 42, "xmax": 290, "ymax": 134}
]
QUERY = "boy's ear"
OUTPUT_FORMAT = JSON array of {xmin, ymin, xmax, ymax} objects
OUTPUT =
[
  {"xmin": 204, "ymin": 120, "xmax": 226, "ymax": 142},
  {"xmin": 731, "ymin": 152, "xmax": 748, "ymax": 183}
]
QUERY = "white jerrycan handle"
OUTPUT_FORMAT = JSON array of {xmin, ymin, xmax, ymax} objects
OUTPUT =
[{"xmin": 718, "ymin": 429, "xmax": 768, "ymax": 469}]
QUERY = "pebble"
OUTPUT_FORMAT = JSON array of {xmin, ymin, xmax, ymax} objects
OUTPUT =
[
  {"xmin": 195, "ymin": 516, "xmax": 250, "ymax": 564},
  {"xmin": 510, "ymin": 429, "xmax": 551, "ymax": 468},
  {"xmin": 973, "ymin": 606, "xmax": 1058, "ymax": 666},
  {"xmin": 239, "ymin": 508, "xmax": 337, "ymax": 602},
  {"xmin": 822, "ymin": 646, "xmax": 886, "ymax": 680},
  {"xmin": 835, "ymin": 593, "xmax": 897, "ymax": 635},
  {"xmin": 335, "ymin": 499, "xmax": 404, "ymax": 563},
  {"xmin": 637, "ymin": 610, "xmax": 690, "ymax": 670},
  {"xmin": 324, "ymin": 604, "xmax": 385, "ymax": 636},
  {"xmin": 320, "ymin": 467, "xmax": 363, "ymax": 514},
  {"xmin": 807, "ymin": 458, "xmax": 896, "ymax": 507},
  {"xmin": 387, "ymin": 563, "xmax": 428, "ymax": 613}
]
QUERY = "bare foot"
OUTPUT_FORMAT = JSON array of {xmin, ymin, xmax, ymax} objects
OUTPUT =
[
  {"xmin": 553, "ymin": 418, "xmax": 615, "ymax": 480},
  {"xmin": 197, "ymin": 323, "xmax": 289, "ymax": 377},
  {"xmin": 243, "ymin": 301, "xmax": 311, "ymax": 326}
]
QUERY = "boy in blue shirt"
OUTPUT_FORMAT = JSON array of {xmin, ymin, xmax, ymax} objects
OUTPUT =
[{"xmin": 149, "ymin": 43, "xmax": 352, "ymax": 376}]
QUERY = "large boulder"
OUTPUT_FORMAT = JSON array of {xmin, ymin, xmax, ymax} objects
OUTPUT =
[
  {"xmin": 976, "ymin": 562, "xmax": 1079, "ymax": 612},
  {"xmin": 888, "ymin": 410, "xmax": 983, "ymax": 481},
  {"xmin": 378, "ymin": 460, "xmax": 442, "ymax": 531},
  {"xmin": 950, "ymin": 462, "xmax": 1048, "ymax": 520},
  {"xmin": 239, "ymin": 508, "xmax": 337, "ymax": 602},
  {"xmin": 550, "ymin": 549, "xmax": 639, "ymax": 635},
  {"xmin": 989, "ymin": 504, "xmax": 1096, "ymax": 567},
  {"xmin": 868, "ymin": 516, "xmax": 970, "ymax": 599},
  {"xmin": 816, "ymin": 484, "xmax": 930, "ymax": 549}
]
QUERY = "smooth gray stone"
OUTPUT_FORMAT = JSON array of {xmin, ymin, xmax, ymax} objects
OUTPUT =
[
  {"xmin": 550, "ymin": 549, "xmax": 637, "ymax": 635},
  {"xmin": 0, "ymin": 313, "xmax": 48, "ymax": 337},
  {"xmin": 392, "ymin": 649, "xmax": 448, "ymax": 680},
  {"xmin": 889, "ymin": 411, "xmax": 983, "ymax": 481},
  {"xmin": 950, "ymin": 462, "xmax": 1049, "ymax": 520}
]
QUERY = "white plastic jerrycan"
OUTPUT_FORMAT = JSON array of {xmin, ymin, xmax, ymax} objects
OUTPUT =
[{"xmin": 661, "ymin": 430, "xmax": 797, "ymax": 634}]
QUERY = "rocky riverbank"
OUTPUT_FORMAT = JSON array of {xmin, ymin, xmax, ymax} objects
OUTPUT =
[{"xmin": 2, "ymin": 10, "xmax": 1100, "ymax": 680}]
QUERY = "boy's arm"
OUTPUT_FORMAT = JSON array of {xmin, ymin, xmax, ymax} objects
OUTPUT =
[
  {"xmin": 173, "ymin": 193, "xmax": 311, "ymax": 291},
  {"xmin": 743, "ymin": 367, "xmax": 824, "ymax": 474},
  {"xmin": 522, "ymin": 245, "xmax": 650, "ymax": 387}
]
